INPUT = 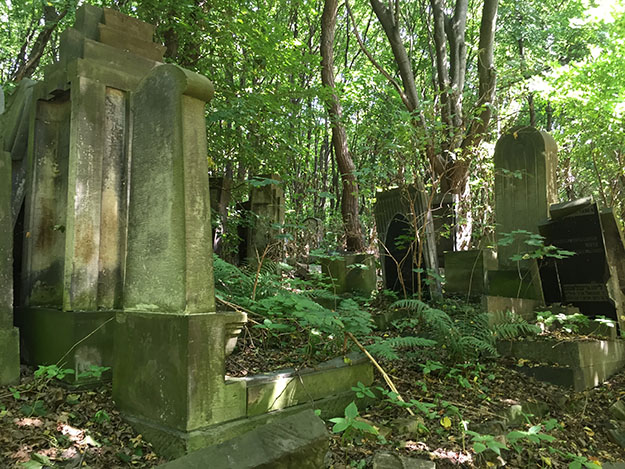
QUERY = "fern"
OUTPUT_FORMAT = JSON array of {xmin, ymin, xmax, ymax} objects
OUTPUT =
[
  {"xmin": 390, "ymin": 298, "xmax": 499, "ymax": 361},
  {"xmin": 367, "ymin": 336, "xmax": 437, "ymax": 360},
  {"xmin": 490, "ymin": 312, "xmax": 541, "ymax": 340}
]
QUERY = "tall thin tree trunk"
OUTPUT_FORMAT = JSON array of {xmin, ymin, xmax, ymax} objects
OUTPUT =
[{"xmin": 321, "ymin": 0, "xmax": 364, "ymax": 252}]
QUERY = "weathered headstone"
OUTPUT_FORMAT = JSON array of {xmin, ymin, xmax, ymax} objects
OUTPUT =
[
  {"xmin": 245, "ymin": 174, "xmax": 285, "ymax": 263},
  {"xmin": 494, "ymin": 127, "xmax": 558, "ymax": 268},
  {"xmin": 538, "ymin": 198, "xmax": 625, "ymax": 332},
  {"xmin": 113, "ymin": 64, "xmax": 247, "ymax": 457},
  {"xmin": 373, "ymin": 186, "xmax": 443, "ymax": 297},
  {"xmin": 489, "ymin": 127, "xmax": 557, "ymax": 302},
  {"xmin": 15, "ymin": 5, "xmax": 165, "ymax": 377}
]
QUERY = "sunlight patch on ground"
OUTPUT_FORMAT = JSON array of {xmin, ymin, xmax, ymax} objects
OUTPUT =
[
  {"xmin": 14, "ymin": 417, "xmax": 43, "ymax": 427},
  {"xmin": 403, "ymin": 440, "xmax": 474, "ymax": 465}
]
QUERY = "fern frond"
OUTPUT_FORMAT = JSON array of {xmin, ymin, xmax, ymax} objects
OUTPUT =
[{"xmin": 367, "ymin": 335, "xmax": 437, "ymax": 360}]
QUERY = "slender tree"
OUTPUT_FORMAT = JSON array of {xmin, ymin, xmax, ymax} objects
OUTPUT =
[{"xmin": 321, "ymin": 0, "xmax": 365, "ymax": 252}]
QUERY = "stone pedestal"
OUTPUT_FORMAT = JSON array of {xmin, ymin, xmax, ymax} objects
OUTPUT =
[
  {"xmin": 444, "ymin": 249, "xmax": 497, "ymax": 298},
  {"xmin": 319, "ymin": 253, "xmax": 377, "ymax": 296},
  {"xmin": 113, "ymin": 64, "xmax": 247, "ymax": 456},
  {"xmin": 114, "ymin": 311, "xmax": 247, "ymax": 456},
  {"xmin": 0, "ymin": 151, "xmax": 20, "ymax": 385}
]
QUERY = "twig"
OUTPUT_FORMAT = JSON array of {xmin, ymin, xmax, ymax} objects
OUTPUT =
[
  {"xmin": 216, "ymin": 297, "xmax": 262, "ymax": 324},
  {"xmin": 346, "ymin": 332, "xmax": 415, "ymax": 416},
  {"xmin": 56, "ymin": 317, "xmax": 115, "ymax": 367}
]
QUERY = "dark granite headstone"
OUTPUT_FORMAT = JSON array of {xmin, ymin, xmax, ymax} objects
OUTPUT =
[{"xmin": 538, "ymin": 199, "xmax": 619, "ymax": 324}]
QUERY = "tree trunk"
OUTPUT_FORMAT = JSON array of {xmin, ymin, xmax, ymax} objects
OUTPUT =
[
  {"xmin": 321, "ymin": 0, "xmax": 365, "ymax": 252},
  {"xmin": 11, "ymin": 6, "xmax": 68, "ymax": 83}
]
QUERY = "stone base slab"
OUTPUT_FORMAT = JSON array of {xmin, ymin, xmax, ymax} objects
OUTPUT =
[
  {"xmin": 498, "ymin": 338, "xmax": 625, "ymax": 390},
  {"xmin": 242, "ymin": 352, "xmax": 373, "ymax": 416},
  {"xmin": 0, "ymin": 327, "xmax": 20, "ymax": 385},
  {"xmin": 155, "ymin": 409, "xmax": 328, "ymax": 469},
  {"xmin": 129, "ymin": 391, "xmax": 355, "ymax": 461},
  {"xmin": 16, "ymin": 307, "xmax": 114, "ymax": 382}
]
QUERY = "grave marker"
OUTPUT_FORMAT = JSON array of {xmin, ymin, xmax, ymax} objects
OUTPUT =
[{"xmin": 539, "ymin": 198, "xmax": 625, "ymax": 332}]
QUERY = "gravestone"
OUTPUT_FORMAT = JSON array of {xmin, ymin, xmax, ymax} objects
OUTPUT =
[
  {"xmin": 489, "ymin": 127, "xmax": 557, "ymax": 302},
  {"xmin": 113, "ymin": 64, "xmax": 247, "ymax": 456},
  {"xmin": 538, "ymin": 198, "xmax": 625, "ymax": 332},
  {"xmin": 373, "ymin": 186, "xmax": 444, "ymax": 297},
  {"xmin": 494, "ymin": 127, "xmax": 558, "ymax": 268},
  {"xmin": 13, "ymin": 5, "xmax": 165, "ymax": 377},
  {"xmin": 245, "ymin": 175, "xmax": 285, "ymax": 263}
]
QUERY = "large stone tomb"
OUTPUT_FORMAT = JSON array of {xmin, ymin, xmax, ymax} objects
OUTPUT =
[{"xmin": 12, "ymin": 5, "xmax": 166, "ymax": 378}]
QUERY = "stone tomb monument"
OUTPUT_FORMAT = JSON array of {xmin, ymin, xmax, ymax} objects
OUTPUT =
[
  {"xmin": 12, "ymin": 5, "xmax": 168, "ymax": 376},
  {"xmin": 538, "ymin": 198, "xmax": 625, "ymax": 332},
  {"xmin": 1, "ymin": 6, "xmax": 371, "ymax": 459},
  {"xmin": 114, "ymin": 64, "xmax": 247, "ymax": 457}
]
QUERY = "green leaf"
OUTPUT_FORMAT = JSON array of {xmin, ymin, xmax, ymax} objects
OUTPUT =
[
  {"xmin": 344, "ymin": 401, "xmax": 359, "ymax": 419},
  {"xmin": 473, "ymin": 442, "xmax": 487, "ymax": 454},
  {"xmin": 332, "ymin": 420, "xmax": 349, "ymax": 433}
]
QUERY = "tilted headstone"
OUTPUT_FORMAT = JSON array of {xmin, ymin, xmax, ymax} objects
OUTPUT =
[
  {"xmin": 113, "ymin": 64, "xmax": 247, "ymax": 456},
  {"xmin": 539, "ymin": 198, "xmax": 625, "ymax": 332},
  {"xmin": 15, "ymin": 5, "xmax": 165, "ymax": 374},
  {"xmin": 494, "ymin": 127, "xmax": 558, "ymax": 268}
]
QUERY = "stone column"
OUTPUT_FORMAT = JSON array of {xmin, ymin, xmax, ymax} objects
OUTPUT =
[
  {"xmin": 0, "ymin": 150, "xmax": 20, "ymax": 384},
  {"xmin": 114, "ymin": 64, "xmax": 246, "ymax": 457}
]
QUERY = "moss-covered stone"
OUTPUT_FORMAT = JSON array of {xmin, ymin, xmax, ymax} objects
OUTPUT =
[
  {"xmin": 113, "ymin": 311, "xmax": 247, "ymax": 432},
  {"xmin": 319, "ymin": 253, "xmax": 377, "ymax": 296},
  {"xmin": 17, "ymin": 307, "xmax": 114, "ymax": 382}
]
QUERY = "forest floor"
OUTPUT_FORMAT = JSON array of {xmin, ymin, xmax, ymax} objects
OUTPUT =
[{"xmin": 1, "ymin": 333, "xmax": 625, "ymax": 468}]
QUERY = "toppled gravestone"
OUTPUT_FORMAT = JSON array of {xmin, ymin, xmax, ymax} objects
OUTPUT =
[{"xmin": 155, "ymin": 410, "xmax": 328, "ymax": 469}]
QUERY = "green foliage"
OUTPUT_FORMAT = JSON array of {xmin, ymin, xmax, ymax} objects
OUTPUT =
[
  {"xmin": 466, "ymin": 430, "xmax": 508, "ymax": 457},
  {"xmin": 390, "ymin": 299, "xmax": 497, "ymax": 361},
  {"xmin": 490, "ymin": 312, "xmax": 542, "ymax": 340},
  {"xmin": 214, "ymin": 254, "xmax": 372, "ymax": 357},
  {"xmin": 77, "ymin": 365, "xmax": 111, "ymax": 380},
  {"xmin": 34, "ymin": 365, "xmax": 74, "ymax": 381},
  {"xmin": 329, "ymin": 401, "xmax": 383, "ymax": 443},
  {"xmin": 351, "ymin": 381, "xmax": 376, "ymax": 399},
  {"xmin": 92, "ymin": 409, "xmax": 110, "ymax": 424},
  {"xmin": 367, "ymin": 336, "xmax": 436, "ymax": 361},
  {"xmin": 498, "ymin": 230, "xmax": 575, "ymax": 262},
  {"xmin": 536, "ymin": 311, "xmax": 590, "ymax": 333}
]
